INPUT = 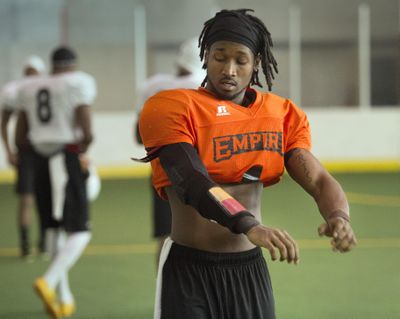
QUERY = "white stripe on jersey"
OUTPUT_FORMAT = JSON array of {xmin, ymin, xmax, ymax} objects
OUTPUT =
[{"xmin": 17, "ymin": 71, "xmax": 97, "ymax": 148}]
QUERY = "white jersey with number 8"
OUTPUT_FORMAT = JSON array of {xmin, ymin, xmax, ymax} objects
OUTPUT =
[{"xmin": 18, "ymin": 71, "xmax": 96, "ymax": 154}]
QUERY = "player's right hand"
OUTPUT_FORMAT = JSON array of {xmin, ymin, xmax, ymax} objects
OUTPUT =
[{"xmin": 246, "ymin": 224, "xmax": 300, "ymax": 264}]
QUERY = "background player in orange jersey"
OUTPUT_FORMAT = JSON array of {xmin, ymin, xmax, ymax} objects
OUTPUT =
[{"xmin": 138, "ymin": 9, "xmax": 357, "ymax": 319}]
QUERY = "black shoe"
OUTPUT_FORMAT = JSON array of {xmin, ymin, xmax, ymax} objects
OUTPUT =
[
  {"xmin": 21, "ymin": 242, "xmax": 30, "ymax": 257},
  {"xmin": 20, "ymin": 247, "xmax": 33, "ymax": 262}
]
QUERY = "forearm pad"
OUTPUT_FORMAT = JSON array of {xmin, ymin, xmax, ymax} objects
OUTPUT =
[
  {"xmin": 159, "ymin": 143, "xmax": 259, "ymax": 234},
  {"xmin": 199, "ymin": 187, "xmax": 260, "ymax": 234}
]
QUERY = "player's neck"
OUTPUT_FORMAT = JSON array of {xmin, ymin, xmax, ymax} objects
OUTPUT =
[{"xmin": 52, "ymin": 66, "xmax": 76, "ymax": 74}]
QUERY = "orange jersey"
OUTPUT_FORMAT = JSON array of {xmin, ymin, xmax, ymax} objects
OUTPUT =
[{"xmin": 139, "ymin": 87, "xmax": 311, "ymax": 198}]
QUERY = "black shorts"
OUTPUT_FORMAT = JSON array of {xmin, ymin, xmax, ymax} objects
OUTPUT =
[
  {"xmin": 159, "ymin": 242, "xmax": 275, "ymax": 319},
  {"xmin": 33, "ymin": 148, "xmax": 89, "ymax": 232},
  {"xmin": 152, "ymin": 185, "xmax": 171, "ymax": 238},
  {"xmin": 15, "ymin": 147, "xmax": 35, "ymax": 195}
]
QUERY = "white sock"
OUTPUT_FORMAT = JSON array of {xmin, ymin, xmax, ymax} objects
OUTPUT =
[
  {"xmin": 53, "ymin": 231, "xmax": 74, "ymax": 304},
  {"xmin": 44, "ymin": 231, "xmax": 91, "ymax": 290},
  {"xmin": 57, "ymin": 272, "xmax": 74, "ymax": 305}
]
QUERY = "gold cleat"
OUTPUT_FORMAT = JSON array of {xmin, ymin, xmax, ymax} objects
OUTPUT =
[
  {"xmin": 60, "ymin": 303, "xmax": 76, "ymax": 317},
  {"xmin": 33, "ymin": 277, "xmax": 61, "ymax": 319}
]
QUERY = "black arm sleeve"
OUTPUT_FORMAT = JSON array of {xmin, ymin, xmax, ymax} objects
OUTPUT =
[{"xmin": 158, "ymin": 142, "xmax": 259, "ymax": 234}]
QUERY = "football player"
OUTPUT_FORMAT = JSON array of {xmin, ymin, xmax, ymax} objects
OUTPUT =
[{"xmin": 17, "ymin": 46, "xmax": 96, "ymax": 319}]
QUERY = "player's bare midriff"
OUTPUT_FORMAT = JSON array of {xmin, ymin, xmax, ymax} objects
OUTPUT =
[{"xmin": 165, "ymin": 182, "xmax": 263, "ymax": 253}]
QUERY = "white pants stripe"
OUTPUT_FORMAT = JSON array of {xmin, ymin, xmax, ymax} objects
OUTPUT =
[
  {"xmin": 49, "ymin": 152, "xmax": 68, "ymax": 221},
  {"xmin": 154, "ymin": 237, "xmax": 174, "ymax": 319}
]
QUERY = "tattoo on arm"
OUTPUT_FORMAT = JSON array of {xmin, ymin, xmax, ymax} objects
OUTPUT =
[{"xmin": 292, "ymin": 149, "xmax": 312, "ymax": 183}]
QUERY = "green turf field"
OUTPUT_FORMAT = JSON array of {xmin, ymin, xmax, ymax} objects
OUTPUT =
[{"xmin": 1, "ymin": 172, "xmax": 399, "ymax": 319}]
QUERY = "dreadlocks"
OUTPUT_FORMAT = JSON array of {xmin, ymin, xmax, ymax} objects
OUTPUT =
[{"xmin": 198, "ymin": 9, "xmax": 278, "ymax": 91}]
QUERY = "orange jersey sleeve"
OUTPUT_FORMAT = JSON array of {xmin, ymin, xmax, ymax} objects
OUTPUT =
[
  {"xmin": 283, "ymin": 99, "xmax": 312, "ymax": 152},
  {"xmin": 139, "ymin": 89, "xmax": 196, "ymax": 148}
]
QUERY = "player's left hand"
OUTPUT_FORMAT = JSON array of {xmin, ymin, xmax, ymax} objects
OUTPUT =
[{"xmin": 318, "ymin": 217, "xmax": 357, "ymax": 252}]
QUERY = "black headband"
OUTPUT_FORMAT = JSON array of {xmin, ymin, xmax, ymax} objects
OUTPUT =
[{"xmin": 205, "ymin": 14, "xmax": 260, "ymax": 54}]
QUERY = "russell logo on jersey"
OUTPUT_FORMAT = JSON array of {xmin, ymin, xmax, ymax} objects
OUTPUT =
[{"xmin": 216, "ymin": 105, "xmax": 230, "ymax": 116}]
